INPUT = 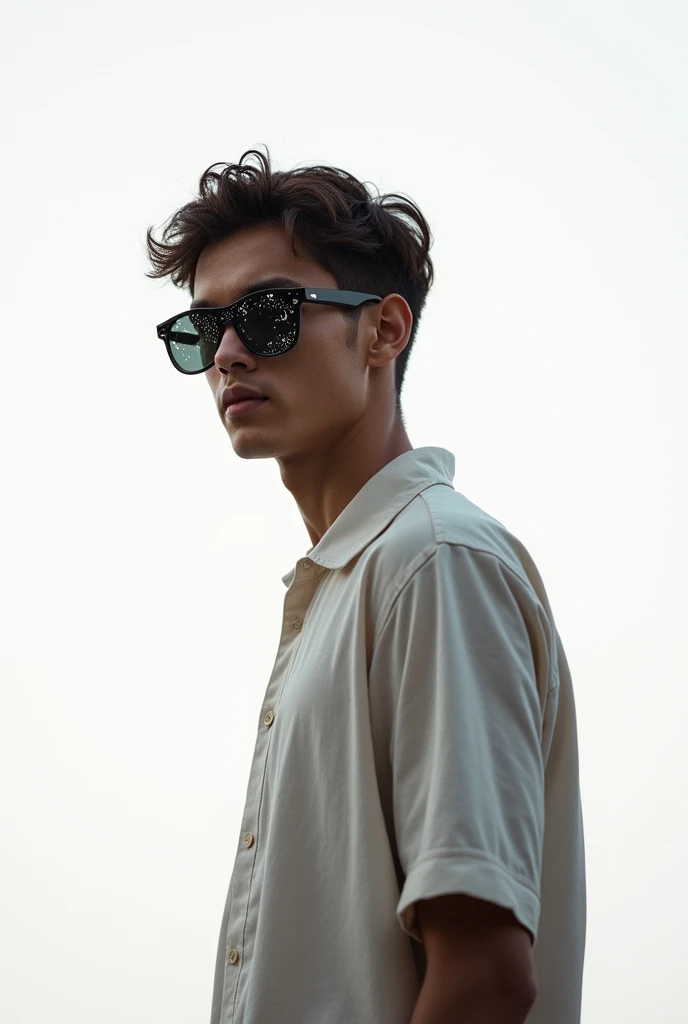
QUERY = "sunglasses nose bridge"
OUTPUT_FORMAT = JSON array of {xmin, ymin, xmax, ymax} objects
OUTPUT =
[
  {"xmin": 215, "ymin": 308, "xmax": 257, "ymax": 360},
  {"xmin": 216, "ymin": 318, "xmax": 243, "ymax": 349},
  {"xmin": 217, "ymin": 305, "xmax": 235, "ymax": 328}
]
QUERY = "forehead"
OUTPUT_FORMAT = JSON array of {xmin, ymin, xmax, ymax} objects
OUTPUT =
[{"xmin": 193, "ymin": 222, "xmax": 324, "ymax": 301}]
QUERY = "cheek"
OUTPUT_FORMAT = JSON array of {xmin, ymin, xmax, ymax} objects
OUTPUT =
[{"xmin": 309, "ymin": 368, "xmax": 361, "ymax": 417}]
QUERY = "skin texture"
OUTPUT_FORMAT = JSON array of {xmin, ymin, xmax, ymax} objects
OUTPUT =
[
  {"xmin": 196, "ymin": 222, "xmax": 414, "ymax": 547},
  {"xmin": 412, "ymin": 894, "xmax": 537, "ymax": 1022}
]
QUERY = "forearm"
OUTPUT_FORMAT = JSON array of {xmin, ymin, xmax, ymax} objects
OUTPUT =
[{"xmin": 409, "ymin": 972, "xmax": 536, "ymax": 1024}]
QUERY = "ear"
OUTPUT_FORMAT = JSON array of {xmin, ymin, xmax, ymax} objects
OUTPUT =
[{"xmin": 367, "ymin": 292, "xmax": 414, "ymax": 368}]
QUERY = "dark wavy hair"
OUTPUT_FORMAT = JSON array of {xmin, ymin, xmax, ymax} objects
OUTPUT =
[{"xmin": 145, "ymin": 148, "xmax": 434, "ymax": 414}]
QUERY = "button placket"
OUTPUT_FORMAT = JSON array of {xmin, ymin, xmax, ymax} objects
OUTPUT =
[{"xmin": 222, "ymin": 557, "xmax": 320, "ymax": 1020}]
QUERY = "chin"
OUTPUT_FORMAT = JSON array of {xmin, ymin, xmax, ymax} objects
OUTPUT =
[{"xmin": 228, "ymin": 436, "xmax": 280, "ymax": 461}]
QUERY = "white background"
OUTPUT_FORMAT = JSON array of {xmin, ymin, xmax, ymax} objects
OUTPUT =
[{"xmin": 4, "ymin": 1, "xmax": 687, "ymax": 1020}]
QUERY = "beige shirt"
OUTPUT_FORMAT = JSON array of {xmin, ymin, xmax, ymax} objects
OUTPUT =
[{"xmin": 210, "ymin": 446, "xmax": 586, "ymax": 1024}]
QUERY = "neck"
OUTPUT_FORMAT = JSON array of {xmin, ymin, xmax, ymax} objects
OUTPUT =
[{"xmin": 278, "ymin": 413, "xmax": 413, "ymax": 549}]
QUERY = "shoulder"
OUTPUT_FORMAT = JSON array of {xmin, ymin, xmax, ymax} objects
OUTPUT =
[{"xmin": 363, "ymin": 483, "xmax": 538, "ymax": 611}]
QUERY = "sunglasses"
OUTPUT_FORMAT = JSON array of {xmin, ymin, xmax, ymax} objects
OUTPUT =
[{"xmin": 156, "ymin": 286, "xmax": 382, "ymax": 375}]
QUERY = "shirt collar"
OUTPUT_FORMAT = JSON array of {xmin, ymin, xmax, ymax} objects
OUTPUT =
[{"xmin": 281, "ymin": 446, "xmax": 455, "ymax": 587}]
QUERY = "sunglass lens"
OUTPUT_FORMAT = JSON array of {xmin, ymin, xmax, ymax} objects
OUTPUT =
[
  {"xmin": 168, "ymin": 313, "xmax": 219, "ymax": 373},
  {"xmin": 235, "ymin": 291, "xmax": 298, "ymax": 355}
]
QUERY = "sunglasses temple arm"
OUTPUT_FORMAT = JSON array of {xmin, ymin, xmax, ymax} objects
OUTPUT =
[{"xmin": 304, "ymin": 289, "xmax": 381, "ymax": 307}]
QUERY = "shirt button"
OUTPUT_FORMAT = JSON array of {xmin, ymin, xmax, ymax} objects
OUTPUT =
[
  {"xmin": 243, "ymin": 831, "xmax": 255, "ymax": 848},
  {"xmin": 263, "ymin": 710, "xmax": 275, "ymax": 727},
  {"xmin": 302, "ymin": 559, "xmax": 312, "ymax": 569},
  {"xmin": 290, "ymin": 617, "xmax": 302, "ymax": 630},
  {"xmin": 227, "ymin": 948, "xmax": 239, "ymax": 966}
]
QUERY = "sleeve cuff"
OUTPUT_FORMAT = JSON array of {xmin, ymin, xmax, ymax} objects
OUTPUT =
[{"xmin": 396, "ymin": 848, "xmax": 541, "ymax": 946}]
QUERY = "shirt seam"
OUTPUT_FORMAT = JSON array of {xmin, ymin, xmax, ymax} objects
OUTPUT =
[{"xmin": 373, "ymin": 541, "xmax": 559, "ymax": 694}]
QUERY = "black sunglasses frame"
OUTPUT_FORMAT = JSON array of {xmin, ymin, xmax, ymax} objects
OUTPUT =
[{"xmin": 156, "ymin": 286, "xmax": 382, "ymax": 375}]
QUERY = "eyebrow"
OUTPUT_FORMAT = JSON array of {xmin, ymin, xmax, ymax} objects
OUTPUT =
[{"xmin": 189, "ymin": 276, "xmax": 302, "ymax": 309}]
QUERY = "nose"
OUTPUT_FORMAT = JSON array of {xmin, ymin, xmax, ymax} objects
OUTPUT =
[{"xmin": 214, "ymin": 324, "xmax": 258, "ymax": 374}]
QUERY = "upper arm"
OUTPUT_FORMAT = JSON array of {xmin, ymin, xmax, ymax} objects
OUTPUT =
[
  {"xmin": 369, "ymin": 543, "xmax": 551, "ymax": 953},
  {"xmin": 416, "ymin": 893, "xmax": 537, "ymax": 1002}
]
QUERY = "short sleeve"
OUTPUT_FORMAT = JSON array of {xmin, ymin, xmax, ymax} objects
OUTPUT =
[{"xmin": 369, "ymin": 543, "xmax": 554, "ymax": 947}]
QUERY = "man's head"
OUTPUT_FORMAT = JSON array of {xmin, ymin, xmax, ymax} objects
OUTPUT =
[{"xmin": 145, "ymin": 149, "xmax": 433, "ymax": 463}]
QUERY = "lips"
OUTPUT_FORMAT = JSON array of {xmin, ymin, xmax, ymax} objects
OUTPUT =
[
  {"xmin": 225, "ymin": 396, "xmax": 269, "ymax": 418},
  {"xmin": 222, "ymin": 387, "xmax": 267, "ymax": 411}
]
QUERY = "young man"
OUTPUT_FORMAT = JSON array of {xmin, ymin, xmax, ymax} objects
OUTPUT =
[{"xmin": 146, "ymin": 149, "xmax": 586, "ymax": 1024}]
